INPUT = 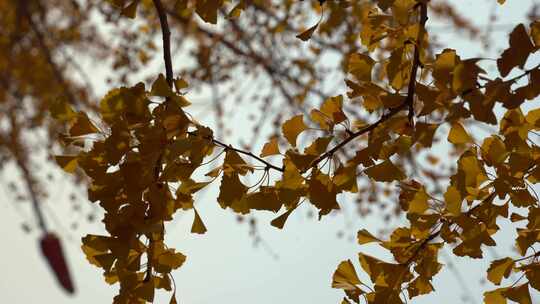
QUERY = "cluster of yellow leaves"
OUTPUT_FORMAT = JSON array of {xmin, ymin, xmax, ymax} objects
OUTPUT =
[
  {"xmin": 54, "ymin": 73, "xmax": 217, "ymax": 303},
  {"xmin": 331, "ymin": 2, "xmax": 540, "ymax": 303}
]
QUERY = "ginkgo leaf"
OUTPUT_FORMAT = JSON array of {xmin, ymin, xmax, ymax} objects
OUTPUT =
[
  {"xmin": 333, "ymin": 165, "xmax": 358, "ymax": 193},
  {"xmin": 195, "ymin": 0, "xmax": 222, "ymax": 24},
  {"xmin": 348, "ymin": 53, "xmax": 375, "ymax": 82},
  {"xmin": 223, "ymin": 150, "xmax": 253, "ymax": 175},
  {"xmin": 217, "ymin": 172, "xmax": 248, "ymax": 210},
  {"xmin": 170, "ymin": 293, "xmax": 178, "ymax": 304},
  {"xmin": 497, "ymin": 24, "xmax": 535, "ymax": 77},
  {"xmin": 484, "ymin": 288, "xmax": 508, "ymax": 304},
  {"xmin": 70, "ymin": 113, "xmax": 99, "ymax": 136},
  {"xmin": 49, "ymin": 98, "xmax": 77, "ymax": 123},
  {"xmin": 481, "ymin": 136, "xmax": 507, "ymax": 166},
  {"xmin": 270, "ymin": 208, "xmax": 295, "ymax": 229},
  {"xmin": 408, "ymin": 187, "xmax": 429, "ymax": 214},
  {"xmin": 227, "ymin": 1, "xmax": 245, "ymax": 19},
  {"xmin": 487, "ymin": 257, "xmax": 514, "ymax": 285},
  {"xmin": 308, "ymin": 171, "xmax": 340, "ymax": 217},
  {"xmin": 340, "ymin": 298, "xmax": 351, "ymax": 304},
  {"xmin": 154, "ymin": 275, "xmax": 172, "ymax": 291},
  {"xmin": 510, "ymin": 189, "xmax": 537, "ymax": 207},
  {"xmin": 444, "ymin": 185, "xmax": 462, "ymax": 216},
  {"xmin": 260, "ymin": 137, "xmax": 280, "ymax": 157},
  {"xmin": 407, "ymin": 276, "xmax": 434, "ymax": 299},
  {"xmin": 157, "ymin": 250, "xmax": 186, "ymax": 272},
  {"xmin": 365, "ymin": 160, "xmax": 405, "ymax": 182},
  {"xmin": 377, "ymin": 0, "xmax": 396, "ymax": 11},
  {"xmin": 174, "ymin": 77, "xmax": 189, "ymax": 91},
  {"xmin": 332, "ymin": 260, "xmax": 361, "ymax": 290},
  {"xmin": 305, "ymin": 137, "xmax": 332, "ymax": 156},
  {"xmin": 93, "ymin": 253, "xmax": 115, "ymax": 272},
  {"xmin": 244, "ymin": 187, "xmax": 282, "ymax": 212},
  {"xmin": 191, "ymin": 209, "xmax": 207, "ymax": 234},
  {"xmin": 453, "ymin": 59, "xmax": 485, "ymax": 94},
  {"xmin": 282, "ymin": 115, "xmax": 307, "ymax": 147},
  {"xmin": 55, "ymin": 155, "xmax": 78, "ymax": 173},
  {"xmin": 296, "ymin": 22, "xmax": 320, "ymax": 41},
  {"xmin": 320, "ymin": 95, "xmax": 347, "ymax": 125},
  {"xmin": 448, "ymin": 122, "xmax": 472, "ymax": 144},
  {"xmin": 134, "ymin": 279, "xmax": 155, "ymax": 302},
  {"xmin": 357, "ymin": 229, "xmax": 380, "ymax": 244},
  {"xmin": 151, "ymin": 74, "xmax": 173, "ymax": 97},
  {"xmin": 121, "ymin": 0, "xmax": 139, "ymax": 18},
  {"xmin": 357, "ymin": 253, "xmax": 383, "ymax": 284},
  {"xmin": 531, "ymin": 20, "xmax": 540, "ymax": 47},
  {"xmin": 525, "ymin": 108, "xmax": 540, "ymax": 128},
  {"xmin": 161, "ymin": 161, "xmax": 195, "ymax": 182},
  {"xmin": 503, "ymin": 283, "xmax": 532, "ymax": 304}
]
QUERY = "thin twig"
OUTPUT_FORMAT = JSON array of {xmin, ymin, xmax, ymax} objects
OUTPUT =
[
  {"xmin": 147, "ymin": 0, "xmax": 174, "ymax": 283},
  {"xmin": 153, "ymin": 0, "xmax": 174, "ymax": 86},
  {"xmin": 406, "ymin": 0, "xmax": 429, "ymax": 125}
]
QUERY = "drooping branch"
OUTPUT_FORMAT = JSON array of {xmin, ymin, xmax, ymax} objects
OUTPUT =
[
  {"xmin": 406, "ymin": 0, "xmax": 429, "ymax": 124},
  {"xmin": 148, "ymin": 0, "xmax": 173, "ymax": 282},
  {"xmin": 153, "ymin": 0, "xmax": 174, "ymax": 86}
]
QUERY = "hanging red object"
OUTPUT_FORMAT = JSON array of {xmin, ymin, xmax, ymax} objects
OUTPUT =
[{"xmin": 40, "ymin": 232, "xmax": 75, "ymax": 294}]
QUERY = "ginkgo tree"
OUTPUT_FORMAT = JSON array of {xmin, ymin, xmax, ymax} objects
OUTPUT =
[{"xmin": 3, "ymin": 0, "xmax": 540, "ymax": 303}]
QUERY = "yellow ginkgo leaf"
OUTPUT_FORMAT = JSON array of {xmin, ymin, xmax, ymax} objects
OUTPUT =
[
  {"xmin": 296, "ymin": 22, "xmax": 320, "ymax": 41},
  {"xmin": 525, "ymin": 108, "xmax": 540, "ymax": 127},
  {"xmin": 444, "ymin": 185, "xmax": 462, "ymax": 216},
  {"xmin": 503, "ymin": 283, "xmax": 532, "ymax": 304},
  {"xmin": 481, "ymin": 136, "xmax": 507, "ymax": 166},
  {"xmin": 134, "ymin": 279, "xmax": 155, "ymax": 302},
  {"xmin": 497, "ymin": 24, "xmax": 535, "ymax": 77},
  {"xmin": 270, "ymin": 208, "xmax": 295, "ymax": 229},
  {"xmin": 121, "ymin": 0, "xmax": 139, "ymax": 18},
  {"xmin": 151, "ymin": 74, "xmax": 173, "ymax": 97},
  {"xmin": 407, "ymin": 276, "xmax": 434, "ymax": 299},
  {"xmin": 174, "ymin": 77, "xmax": 189, "ymax": 91},
  {"xmin": 348, "ymin": 53, "xmax": 375, "ymax": 82},
  {"xmin": 408, "ymin": 187, "xmax": 429, "ymax": 214},
  {"xmin": 55, "ymin": 155, "xmax": 78, "ymax": 173},
  {"xmin": 170, "ymin": 293, "xmax": 178, "ymax": 304},
  {"xmin": 483, "ymin": 288, "xmax": 508, "ymax": 304},
  {"xmin": 157, "ymin": 250, "xmax": 186, "ymax": 271},
  {"xmin": 191, "ymin": 209, "xmax": 207, "ymax": 234},
  {"xmin": 357, "ymin": 229, "xmax": 380, "ymax": 245},
  {"xmin": 531, "ymin": 20, "xmax": 540, "ymax": 47},
  {"xmin": 448, "ymin": 122, "xmax": 472, "ymax": 144},
  {"xmin": 487, "ymin": 257, "xmax": 514, "ymax": 285},
  {"xmin": 260, "ymin": 137, "xmax": 280, "ymax": 157},
  {"xmin": 331, "ymin": 260, "xmax": 361, "ymax": 290},
  {"xmin": 282, "ymin": 114, "xmax": 307, "ymax": 147},
  {"xmin": 364, "ymin": 160, "xmax": 405, "ymax": 182},
  {"xmin": 69, "ymin": 113, "xmax": 99, "ymax": 136},
  {"xmin": 195, "ymin": 0, "xmax": 222, "ymax": 24},
  {"xmin": 49, "ymin": 98, "xmax": 77, "ymax": 123}
]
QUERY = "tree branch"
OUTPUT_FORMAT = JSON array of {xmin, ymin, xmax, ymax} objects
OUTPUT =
[
  {"xmin": 211, "ymin": 137, "xmax": 284, "ymax": 172},
  {"xmin": 147, "ymin": 0, "xmax": 173, "ymax": 282},
  {"xmin": 153, "ymin": 0, "xmax": 173, "ymax": 86},
  {"xmin": 406, "ymin": 0, "xmax": 429, "ymax": 124}
]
